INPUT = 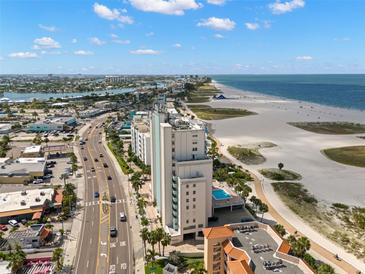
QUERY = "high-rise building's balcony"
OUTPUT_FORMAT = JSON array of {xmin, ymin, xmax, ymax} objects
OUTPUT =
[
  {"xmin": 172, "ymin": 203, "xmax": 178, "ymax": 211},
  {"xmin": 172, "ymin": 197, "xmax": 178, "ymax": 204},
  {"xmin": 172, "ymin": 190, "xmax": 178, "ymax": 197}
]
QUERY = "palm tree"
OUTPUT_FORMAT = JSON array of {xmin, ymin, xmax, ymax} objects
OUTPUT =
[
  {"xmin": 161, "ymin": 232, "xmax": 171, "ymax": 256},
  {"xmin": 148, "ymin": 230, "xmax": 158, "ymax": 254},
  {"xmin": 189, "ymin": 261, "xmax": 207, "ymax": 274},
  {"xmin": 155, "ymin": 227, "xmax": 165, "ymax": 255},
  {"xmin": 52, "ymin": 248, "xmax": 64, "ymax": 273},
  {"xmin": 7, "ymin": 244, "xmax": 26, "ymax": 273},
  {"xmin": 145, "ymin": 249, "xmax": 157, "ymax": 266},
  {"xmin": 140, "ymin": 228, "xmax": 149, "ymax": 256},
  {"xmin": 259, "ymin": 203, "xmax": 269, "ymax": 222},
  {"xmin": 295, "ymin": 236, "xmax": 311, "ymax": 258}
]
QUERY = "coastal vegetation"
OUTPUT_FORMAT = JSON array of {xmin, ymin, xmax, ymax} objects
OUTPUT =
[
  {"xmin": 288, "ymin": 121, "xmax": 365, "ymax": 134},
  {"xmin": 272, "ymin": 182, "xmax": 365, "ymax": 260},
  {"xmin": 186, "ymin": 83, "xmax": 221, "ymax": 103},
  {"xmin": 227, "ymin": 142, "xmax": 276, "ymax": 165},
  {"xmin": 322, "ymin": 145, "xmax": 365, "ymax": 168},
  {"xmin": 188, "ymin": 104, "xmax": 255, "ymax": 120},
  {"xmin": 260, "ymin": 168, "xmax": 302, "ymax": 181}
]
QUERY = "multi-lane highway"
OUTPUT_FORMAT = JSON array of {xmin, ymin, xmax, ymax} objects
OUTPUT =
[{"xmin": 74, "ymin": 119, "xmax": 133, "ymax": 274}]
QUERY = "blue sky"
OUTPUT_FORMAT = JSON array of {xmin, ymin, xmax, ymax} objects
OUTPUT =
[{"xmin": 0, "ymin": 0, "xmax": 364, "ymax": 74}]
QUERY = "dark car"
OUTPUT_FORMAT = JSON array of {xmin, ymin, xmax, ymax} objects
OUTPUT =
[
  {"xmin": 107, "ymin": 176, "xmax": 112, "ymax": 180},
  {"xmin": 83, "ymin": 157, "xmax": 87, "ymax": 161},
  {"xmin": 91, "ymin": 167, "xmax": 95, "ymax": 172},
  {"xmin": 94, "ymin": 158, "xmax": 99, "ymax": 162},
  {"xmin": 103, "ymin": 163, "xmax": 108, "ymax": 168},
  {"xmin": 94, "ymin": 192, "xmax": 99, "ymax": 198},
  {"xmin": 110, "ymin": 227, "xmax": 117, "ymax": 237},
  {"xmin": 110, "ymin": 196, "xmax": 116, "ymax": 203},
  {"xmin": 99, "ymin": 153, "xmax": 103, "ymax": 157}
]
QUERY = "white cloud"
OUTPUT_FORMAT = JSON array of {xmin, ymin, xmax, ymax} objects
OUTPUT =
[
  {"xmin": 263, "ymin": 20, "xmax": 272, "ymax": 29},
  {"xmin": 9, "ymin": 52, "xmax": 38, "ymax": 59},
  {"xmin": 40, "ymin": 50, "xmax": 62, "ymax": 55},
  {"xmin": 296, "ymin": 55, "xmax": 313, "ymax": 61},
  {"xmin": 38, "ymin": 24, "xmax": 57, "ymax": 32},
  {"xmin": 110, "ymin": 33, "xmax": 119, "ymax": 39},
  {"xmin": 197, "ymin": 17, "xmax": 235, "ymax": 31},
  {"xmin": 93, "ymin": 3, "xmax": 134, "ymax": 24},
  {"xmin": 146, "ymin": 32, "xmax": 155, "ymax": 37},
  {"xmin": 207, "ymin": 0, "xmax": 225, "ymax": 5},
  {"xmin": 214, "ymin": 33, "xmax": 224, "ymax": 39},
  {"xmin": 130, "ymin": 49, "xmax": 160, "ymax": 55},
  {"xmin": 269, "ymin": 0, "xmax": 305, "ymax": 14},
  {"xmin": 173, "ymin": 43, "xmax": 182, "ymax": 48},
  {"xmin": 0, "ymin": 56, "xmax": 3, "ymax": 61},
  {"xmin": 33, "ymin": 37, "xmax": 61, "ymax": 49},
  {"xmin": 90, "ymin": 37, "xmax": 106, "ymax": 46},
  {"xmin": 74, "ymin": 50, "xmax": 94, "ymax": 56},
  {"xmin": 245, "ymin": 22, "xmax": 260, "ymax": 30},
  {"xmin": 334, "ymin": 37, "xmax": 351, "ymax": 42},
  {"xmin": 113, "ymin": 39, "xmax": 131, "ymax": 44},
  {"xmin": 71, "ymin": 38, "xmax": 78, "ymax": 43},
  {"xmin": 129, "ymin": 0, "xmax": 201, "ymax": 15}
]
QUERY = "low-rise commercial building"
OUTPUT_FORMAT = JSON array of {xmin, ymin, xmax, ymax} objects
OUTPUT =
[
  {"xmin": 0, "ymin": 188, "xmax": 62, "ymax": 224},
  {"xmin": 203, "ymin": 222, "xmax": 315, "ymax": 274},
  {"xmin": 22, "ymin": 145, "xmax": 43, "ymax": 157},
  {"xmin": 0, "ymin": 123, "xmax": 12, "ymax": 134},
  {"xmin": 0, "ymin": 159, "xmax": 45, "ymax": 184},
  {"xmin": 7, "ymin": 224, "xmax": 51, "ymax": 248},
  {"xmin": 27, "ymin": 117, "xmax": 76, "ymax": 132}
]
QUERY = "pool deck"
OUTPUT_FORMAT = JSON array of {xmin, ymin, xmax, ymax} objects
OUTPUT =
[{"xmin": 212, "ymin": 180, "xmax": 244, "ymax": 210}]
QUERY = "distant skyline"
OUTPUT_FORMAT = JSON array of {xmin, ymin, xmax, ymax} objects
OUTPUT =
[{"xmin": 0, "ymin": 0, "xmax": 364, "ymax": 74}]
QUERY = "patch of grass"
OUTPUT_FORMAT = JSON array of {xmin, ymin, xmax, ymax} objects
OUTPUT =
[
  {"xmin": 260, "ymin": 168, "xmax": 302, "ymax": 181},
  {"xmin": 144, "ymin": 260, "xmax": 165, "ymax": 274},
  {"xmin": 107, "ymin": 142, "xmax": 133, "ymax": 174},
  {"xmin": 323, "ymin": 146, "xmax": 365, "ymax": 168},
  {"xmin": 186, "ymin": 96, "xmax": 210, "ymax": 103},
  {"xmin": 228, "ymin": 143, "xmax": 276, "ymax": 165},
  {"xmin": 188, "ymin": 104, "xmax": 255, "ymax": 120},
  {"xmin": 288, "ymin": 122, "xmax": 365, "ymax": 134},
  {"xmin": 272, "ymin": 182, "xmax": 317, "ymax": 216}
]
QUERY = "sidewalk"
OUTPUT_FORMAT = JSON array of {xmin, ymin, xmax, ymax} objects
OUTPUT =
[
  {"xmin": 219, "ymin": 143, "xmax": 365, "ymax": 273},
  {"xmin": 103, "ymin": 137, "xmax": 145, "ymax": 273},
  {"xmin": 63, "ymin": 123, "xmax": 89, "ymax": 272}
]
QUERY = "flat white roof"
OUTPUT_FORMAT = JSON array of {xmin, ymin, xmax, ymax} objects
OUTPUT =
[
  {"xmin": 0, "ymin": 157, "xmax": 10, "ymax": 164},
  {"xmin": 23, "ymin": 145, "xmax": 42, "ymax": 154},
  {"xmin": 0, "ymin": 188, "xmax": 54, "ymax": 214},
  {"xmin": 17, "ymin": 157, "xmax": 46, "ymax": 164}
]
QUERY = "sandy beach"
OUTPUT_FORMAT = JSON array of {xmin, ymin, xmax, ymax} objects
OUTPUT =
[{"xmin": 208, "ymin": 82, "xmax": 365, "ymax": 207}]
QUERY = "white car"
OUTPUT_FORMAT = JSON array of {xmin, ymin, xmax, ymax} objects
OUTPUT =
[{"xmin": 8, "ymin": 219, "xmax": 18, "ymax": 227}]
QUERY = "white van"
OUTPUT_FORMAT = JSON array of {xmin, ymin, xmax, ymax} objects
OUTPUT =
[
  {"xmin": 8, "ymin": 219, "xmax": 19, "ymax": 227},
  {"xmin": 120, "ymin": 212, "xmax": 126, "ymax": 222}
]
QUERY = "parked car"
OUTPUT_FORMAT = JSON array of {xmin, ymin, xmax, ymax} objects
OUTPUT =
[
  {"xmin": 94, "ymin": 158, "xmax": 99, "ymax": 162},
  {"xmin": 8, "ymin": 220, "xmax": 19, "ymax": 227},
  {"xmin": 99, "ymin": 153, "xmax": 103, "ymax": 157},
  {"xmin": 91, "ymin": 167, "xmax": 95, "ymax": 172},
  {"xmin": 110, "ymin": 227, "xmax": 117, "ymax": 237},
  {"xmin": 103, "ymin": 163, "xmax": 108, "ymax": 168},
  {"xmin": 83, "ymin": 157, "xmax": 87, "ymax": 161},
  {"xmin": 94, "ymin": 192, "xmax": 99, "ymax": 198},
  {"xmin": 110, "ymin": 196, "xmax": 116, "ymax": 203},
  {"xmin": 107, "ymin": 176, "xmax": 112, "ymax": 180},
  {"xmin": 32, "ymin": 178, "xmax": 43, "ymax": 184},
  {"xmin": 43, "ymin": 174, "xmax": 53, "ymax": 180},
  {"xmin": 0, "ymin": 224, "xmax": 8, "ymax": 231}
]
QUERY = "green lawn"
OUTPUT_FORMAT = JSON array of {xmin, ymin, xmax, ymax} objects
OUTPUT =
[
  {"xmin": 288, "ymin": 122, "xmax": 365, "ymax": 134},
  {"xmin": 188, "ymin": 104, "xmax": 255, "ymax": 120},
  {"xmin": 228, "ymin": 146, "xmax": 265, "ymax": 165},
  {"xmin": 144, "ymin": 260, "xmax": 166, "ymax": 274},
  {"xmin": 323, "ymin": 145, "xmax": 365, "ymax": 168},
  {"xmin": 259, "ymin": 168, "xmax": 302, "ymax": 181}
]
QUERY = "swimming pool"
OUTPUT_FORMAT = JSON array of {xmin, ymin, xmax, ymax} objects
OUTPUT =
[{"xmin": 212, "ymin": 189, "xmax": 232, "ymax": 200}]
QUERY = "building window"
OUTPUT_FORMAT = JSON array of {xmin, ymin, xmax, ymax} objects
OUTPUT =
[
  {"xmin": 193, "ymin": 184, "xmax": 196, "ymax": 187},
  {"xmin": 193, "ymin": 191, "xmax": 196, "ymax": 195},
  {"xmin": 186, "ymin": 184, "xmax": 189, "ymax": 188},
  {"xmin": 192, "ymin": 147, "xmax": 197, "ymax": 151},
  {"xmin": 186, "ymin": 219, "xmax": 189, "ymax": 224},
  {"xmin": 193, "ymin": 141, "xmax": 198, "ymax": 144},
  {"xmin": 193, "ymin": 204, "xmax": 196, "ymax": 209},
  {"xmin": 172, "ymin": 148, "xmax": 175, "ymax": 152},
  {"xmin": 186, "ymin": 206, "xmax": 189, "ymax": 210},
  {"xmin": 186, "ymin": 191, "xmax": 189, "ymax": 195},
  {"xmin": 192, "ymin": 134, "xmax": 198, "ymax": 137},
  {"xmin": 193, "ymin": 219, "xmax": 196, "ymax": 223},
  {"xmin": 193, "ymin": 198, "xmax": 196, "ymax": 202},
  {"xmin": 186, "ymin": 199, "xmax": 189, "ymax": 202}
]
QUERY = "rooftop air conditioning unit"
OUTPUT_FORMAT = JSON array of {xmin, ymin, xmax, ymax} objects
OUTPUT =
[
  {"xmin": 35, "ymin": 197, "xmax": 41, "ymax": 202},
  {"xmin": 40, "ymin": 191, "xmax": 45, "ymax": 196},
  {"xmin": 21, "ymin": 200, "xmax": 26, "ymax": 206},
  {"xmin": 21, "ymin": 191, "xmax": 27, "ymax": 196}
]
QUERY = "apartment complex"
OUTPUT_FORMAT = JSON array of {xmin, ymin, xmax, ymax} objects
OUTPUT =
[
  {"xmin": 151, "ymin": 104, "xmax": 212, "ymax": 243},
  {"xmin": 203, "ymin": 222, "xmax": 315, "ymax": 274},
  {"xmin": 131, "ymin": 111, "xmax": 151, "ymax": 165}
]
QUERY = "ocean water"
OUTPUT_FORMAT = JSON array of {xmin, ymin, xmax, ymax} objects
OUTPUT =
[{"xmin": 212, "ymin": 74, "xmax": 365, "ymax": 111}]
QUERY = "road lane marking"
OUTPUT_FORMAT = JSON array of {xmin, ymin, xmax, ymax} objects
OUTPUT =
[
  {"xmin": 86, "ymin": 260, "xmax": 89, "ymax": 268},
  {"xmin": 120, "ymin": 241, "xmax": 126, "ymax": 247},
  {"xmin": 90, "ymin": 238, "xmax": 92, "ymax": 244},
  {"xmin": 101, "ymin": 241, "xmax": 107, "ymax": 246},
  {"xmin": 100, "ymin": 253, "xmax": 107, "ymax": 258},
  {"xmin": 121, "ymin": 263, "xmax": 127, "ymax": 270}
]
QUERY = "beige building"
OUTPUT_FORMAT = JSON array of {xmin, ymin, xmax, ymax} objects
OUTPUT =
[
  {"xmin": 22, "ymin": 145, "xmax": 43, "ymax": 157},
  {"xmin": 0, "ymin": 159, "xmax": 45, "ymax": 184},
  {"xmin": 131, "ymin": 112, "xmax": 151, "ymax": 165},
  {"xmin": 203, "ymin": 222, "xmax": 316, "ymax": 274},
  {"xmin": 151, "ymin": 104, "xmax": 212, "ymax": 243}
]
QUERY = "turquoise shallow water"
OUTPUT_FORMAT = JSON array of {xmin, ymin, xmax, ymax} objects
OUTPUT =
[{"xmin": 211, "ymin": 74, "xmax": 365, "ymax": 111}]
